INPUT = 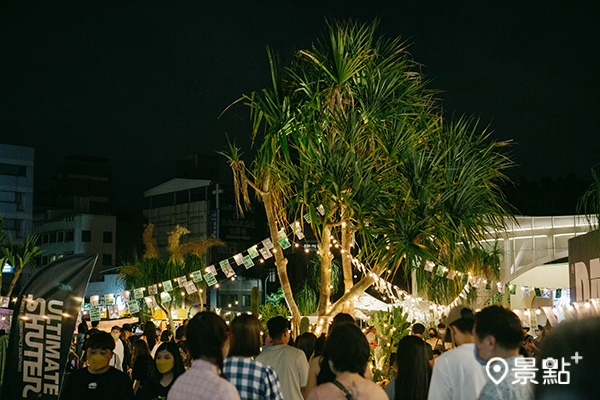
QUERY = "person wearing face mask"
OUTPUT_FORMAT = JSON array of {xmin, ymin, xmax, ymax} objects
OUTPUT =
[
  {"xmin": 109, "ymin": 325, "xmax": 125, "ymax": 371},
  {"xmin": 138, "ymin": 342, "xmax": 186, "ymax": 400},
  {"xmin": 427, "ymin": 305, "xmax": 486, "ymax": 400},
  {"xmin": 61, "ymin": 331, "xmax": 134, "ymax": 400},
  {"xmin": 169, "ymin": 312, "xmax": 240, "ymax": 400},
  {"xmin": 474, "ymin": 305, "xmax": 534, "ymax": 400}
]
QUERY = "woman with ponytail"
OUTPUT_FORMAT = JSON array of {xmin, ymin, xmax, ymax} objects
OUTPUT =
[{"xmin": 169, "ymin": 312, "xmax": 240, "ymax": 400}]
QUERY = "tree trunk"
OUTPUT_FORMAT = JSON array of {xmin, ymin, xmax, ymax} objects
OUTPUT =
[
  {"xmin": 317, "ymin": 226, "xmax": 334, "ymax": 316},
  {"xmin": 340, "ymin": 223, "xmax": 354, "ymax": 315},
  {"xmin": 261, "ymin": 192, "xmax": 302, "ymax": 335},
  {"xmin": 6, "ymin": 265, "xmax": 23, "ymax": 298}
]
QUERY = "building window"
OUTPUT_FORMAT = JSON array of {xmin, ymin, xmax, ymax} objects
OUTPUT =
[
  {"xmin": 103, "ymin": 231, "xmax": 113, "ymax": 243},
  {"xmin": 42, "ymin": 233, "xmax": 49, "ymax": 244},
  {"xmin": 42, "ymin": 256, "xmax": 48, "ymax": 265},
  {"xmin": 218, "ymin": 294, "xmax": 238, "ymax": 307},
  {"xmin": 57, "ymin": 231, "xmax": 64, "ymax": 242},
  {"xmin": 15, "ymin": 192, "xmax": 23, "ymax": 211},
  {"xmin": 242, "ymin": 295, "xmax": 252, "ymax": 307},
  {"xmin": 0, "ymin": 163, "xmax": 27, "ymax": 177},
  {"xmin": 81, "ymin": 230, "xmax": 92, "ymax": 242},
  {"xmin": 49, "ymin": 232, "xmax": 57, "ymax": 243},
  {"xmin": 102, "ymin": 253, "xmax": 112, "ymax": 266},
  {"xmin": 65, "ymin": 230, "xmax": 74, "ymax": 242}
]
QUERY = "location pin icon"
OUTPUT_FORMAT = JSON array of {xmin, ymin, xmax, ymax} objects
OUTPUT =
[{"xmin": 486, "ymin": 357, "xmax": 509, "ymax": 385}]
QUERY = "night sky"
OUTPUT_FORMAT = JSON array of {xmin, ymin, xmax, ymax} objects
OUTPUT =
[{"xmin": 1, "ymin": 1, "xmax": 599, "ymax": 209}]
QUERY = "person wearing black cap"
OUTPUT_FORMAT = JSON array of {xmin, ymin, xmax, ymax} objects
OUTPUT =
[{"xmin": 427, "ymin": 305, "xmax": 487, "ymax": 400}]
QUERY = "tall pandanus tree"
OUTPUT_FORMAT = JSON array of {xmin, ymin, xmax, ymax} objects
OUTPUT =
[
  {"xmin": 120, "ymin": 224, "xmax": 222, "ymax": 328},
  {"xmin": 3, "ymin": 233, "xmax": 44, "ymax": 297}
]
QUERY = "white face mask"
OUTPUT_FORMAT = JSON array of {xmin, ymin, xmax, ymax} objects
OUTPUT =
[{"xmin": 439, "ymin": 329, "xmax": 446, "ymax": 336}]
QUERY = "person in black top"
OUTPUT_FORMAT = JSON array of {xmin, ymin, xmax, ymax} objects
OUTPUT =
[
  {"xmin": 61, "ymin": 331, "xmax": 134, "ymax": 400},
  {"xmin": 137, "ymin": 341, "xmax": 185, "ymax": 400}
]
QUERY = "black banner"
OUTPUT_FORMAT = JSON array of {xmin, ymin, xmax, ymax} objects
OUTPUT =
[
  {"xmin": 569, "ymin": 230, "xmax": 600, "ymax": 302},
  {"xmin": 1, "ymin": 254, "xmax": 97, "ymax": 400}
]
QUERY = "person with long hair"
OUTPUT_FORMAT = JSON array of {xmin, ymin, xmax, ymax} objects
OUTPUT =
[
  {"xmin": 131, "ymin": 340, "xmax": 153, "ymax": 395},
  {"xmin": 138, "ymin": 341, "xmax": 185, "ymax": 400},
  {"xmin": 141, "ymin": 321, "xmax": 158, "ymax": 350},
  {"xmin": 296, "ymin": 332, "xmax": 317, "ymax": 362},
  {"xmin": 169, "ymin": 312, "xmax": 240, "ymax": 400},
  {"xmin": 307, "ymin": 323, "xmax": 387, "ymax": 400},
  {"xmin": 386, "ymin": 336, "xmax": 431, "ymax": 400},
  {"xmin": 224, "ymin": 314, "xmax": 283, "ymax": 400}
]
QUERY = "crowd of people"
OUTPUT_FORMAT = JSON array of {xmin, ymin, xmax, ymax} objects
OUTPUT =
[{"xmin": 60, "ymin": 306, "xmax": 600, "ymax": 400}]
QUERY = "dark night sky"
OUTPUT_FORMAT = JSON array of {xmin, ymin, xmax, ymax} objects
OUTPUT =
[{"xmin": 1, "ymin": 1, "xmax": 599, "ymax": 209}]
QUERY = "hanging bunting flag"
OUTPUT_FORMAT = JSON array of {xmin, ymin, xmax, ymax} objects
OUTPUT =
[
  {"xmin": 206, "ymin": 265, "xmax": 218, "ymax": 276},
  {"xmin": 446, "ymin": 271, "xmax": 456, "ymax": 280},
  {"xmin": 145, "ymin": 296, "xmax": 157, "ymax": 309},
  {"xmin": 509, "ymin": 284, "xmax": 516, "ymax": 295},
  {"xmin": 221, "ymin": 261, "xmax": 236, "ymax": 278},
  {"xmin": 243, "ymin": 255, "xmax": 255, "ymax": 269},
  {"xmin": 247, "ymin": 246, "xmax": 259, "ymax": 258},
  {"xmin": 177, "ymin": 276, "xmax": 187, "ymax": 288},
  {"xmin": 108, "ymin": 305, "xmax": 119, "ymax": 319},
  {"xmin": 90, "ymin": 295, "xmax": 100, "ymax": 306},
  {"xmin": 148, "ymin": 284, "xmax": 158, "ymax": 295},
  {"xmin": 204, "ymin": 272, "xmax": 218, "ymax": 286},
  {"xmin": 290, "ymin": 221, "xmax": 305, "ymax": 239},
  {"xmin": 262, "ymin": 238, "xmax": 274, "ymax": 249},
  {"xmin": 304, "ymin": 213, "xmax": 311, "ymax": 224},
  {"xmin": 121, "ymin": 291, "xmax": 130, "ymax": 302},
  {"xmin": 542, "ymin": 288, "xmax": 551, "ymax": 298},
  {"xmin": 192, "ymin": 270, "xmax": 203, "ymax": 282},
  {"xmin": 160, "ymin": 291, "xmax": 172, "ymax": 304},
  {"xmin": 522, "ymin": 286, "xmax": 530, "ymax": 297},
  {"xmin": 128, "ymin": 300, "xmax": 140, "ymax": 314},
  {"xmin": 497, "ymin": 282, "xmax": 505, "ymax": 293},
  {"xmin": 90, "ymin": 306, "xmax": 102, "ymax": 322},
  {"xmin": 104, "ymin": 293, "xmax": 115, "ymax": 305},
  {"xmin": 534, "ymin": 287, "xmax": 542, "ymax": 297},
  {"xmin": 134, "ymin": 287, "xmax": 145, "ymax": 300},
  {"xmin": 277, "ymin": 229, "xmax": 287, "ymax": 240},
  {"xmin": 259, "ymin": 247, "xmax": 273, "ymax": 259},
  {"xmin": 424, "ymin": 261, "xmax": 435, "ymax": 272},
  {"xmin": 317, "ymin": 204, "xmax": 325, "ymax": 216},
  {"xmin": 435, "ymin": 266, "xmax": 445, "ymax": 277},
  {"xmin": 555, "ymin": 288, "xmax": 562, "ymax": 298},
  {"xmin": 233, "ymin": 253, "xmax": 244, "ymax": 266},
  {"xmin": 278, "ymin": 237, "xmax": 291, "ymax": 250},
  {"xmin": 461, "ymin": 274, "xmax": 468, "ymax": 286},
  {"xmin": 485, "ymin": 280, "xmax": 492, "ymax": 290},
  {"xmin": 184, "ymin": 281, "xmax": 198, "ymax": 295},
  {"xmin": 162, "ymin": 280, "xmax": 174, "ymax": 292}
]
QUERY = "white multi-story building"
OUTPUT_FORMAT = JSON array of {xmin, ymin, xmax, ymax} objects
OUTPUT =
[
  {"xmin": 0, "ymin": 143, "xmax": 34, "ymax": 239},
  {"xmin": 33, "ymin": 211, "xmax": 117, "ymax": 280}
]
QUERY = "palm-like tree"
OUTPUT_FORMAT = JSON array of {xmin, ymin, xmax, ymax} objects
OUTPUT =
[
  {"xmin": 119, "ymin": 224, "xmax": 222, "ymax": 328},
  {"xmin": 4, "ymin": 233, "xmax": 44, "ymax": 297},
  {"xmin": 226, "ymin": 20, "xmax": 514, "ymax": 324}
]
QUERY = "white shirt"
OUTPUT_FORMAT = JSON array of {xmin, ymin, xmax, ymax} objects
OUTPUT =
[
  {"xmin": 109, "ymin": 339, "xmax": 124, "ymax": 371},
  {"xmin": 256, "ymin": 344, "xmax": 309, "ymax": 400},
  {"xmin": 428, "ymin": 343, "xmax": 487, "ymax": 400},
  {"xmin": 169, "ymin": 358, "xmax": 240, "ymax": 400}
]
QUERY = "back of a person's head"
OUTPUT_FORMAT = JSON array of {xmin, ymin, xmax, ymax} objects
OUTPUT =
[
  {"xmin": 86, "ymin": 331, "xmax": 115, "ymax": 351},
  {"xmin": 296, "ymin": 332, "xmax": 317, "ymax": 361},
  {"xmin": 475, "ymin": 305, "xmax": 522, "ymax": 351},
  {"xmin": 229, "ymin": 314, "xmax": 262, "ymax": 357},
  {"xmin": 450, "ymin": 307, "xmax": 476, "ymax": 333},
  {"xmin": 313, "ymin": 333, "xmax": 326, "ymax": 357},
  {"xmin": 78, "ymin": 321, "xmax": 88, "ymax": 334},
  {"xmin": 412, "ymin": 323, "xmax": 425, "ymax": 335},
  {"xmin": 535, "ymin": 316, "xmax": 600, "ymax": 400},
  {"xmin": 267, "ymin": 316, "xmax": 289, "ymax": 340},
  {"xmin": 323, "ymin": 324, "xmax": 369, "ymax": 374},
  {"xmin": 175, "ymin": 325, "xmax": 186, "ymax": 341},
  {"xmin": 186, "ymin": 312, "xmax": 229, "ymax": 370},
  {"xmin": 329, "ymin": 313, "xmax": 355, "ymax": 332},
  {"xmin": 160, "ymin": 330, "xmax": 171, "ymax": 343},
  {"xmin": 395, "ymin": 335, "xmax": 430, "ymax": 400},
  {"xmin": 133, "ymin": 338, "xmax": 150, "ymax": 357}
]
